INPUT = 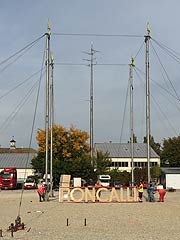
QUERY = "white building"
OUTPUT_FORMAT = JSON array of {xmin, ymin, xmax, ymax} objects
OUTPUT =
[
  {"xmin": 161, "ymin": 168, "xmax": 180, "ymax": 189},
  {"xmin": 94, "ymin": 142, "xmax": 160, "ymax": 172}
]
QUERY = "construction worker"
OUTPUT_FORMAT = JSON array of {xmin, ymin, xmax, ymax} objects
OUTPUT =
[
  {"xmin": 147, "ymin": 181, "xmax": 155, "ymax": 202},
  {"xmin": 138, "ymin": 181, "xmax": 144, "ymax": 202},
  {"xmin": 37, "ymin": 184, "xmax": 46, "ymax": 202},
  {"xmin": 157, "ymin": 184, "xmax": 166, "ymax": 202}
]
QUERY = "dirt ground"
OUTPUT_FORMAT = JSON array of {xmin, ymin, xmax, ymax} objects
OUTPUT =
[{"xmin": 0, "ymin": 189, "xmax": 180, "ymax": 240}]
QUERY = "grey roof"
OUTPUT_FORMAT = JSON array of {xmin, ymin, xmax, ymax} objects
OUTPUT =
[
  {"xmin": 161, "ymin": 168, "xmax": 180, "ymax": 174},
  {"xmin": 0, "ymin": 153, "xmax": 36, "ymax": 169},
  {"xmin": 94, "ymin": 143, "xmax": 159, "ymax": 158}
]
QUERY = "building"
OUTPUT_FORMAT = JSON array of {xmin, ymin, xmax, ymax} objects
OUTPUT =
[
  {"xmin": 0, "ymin": 138, "xmax": 37, "ymax": 183},
  {"xmin": 94, "ymin": 142, "xmax": 160, "ymax": 172},
  {"xmin": 160, "ymin": 168, "xmax": 180, "ymax": 189}
]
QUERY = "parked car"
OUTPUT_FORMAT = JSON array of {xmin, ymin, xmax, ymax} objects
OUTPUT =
[
  {"xmin": 24, "ymin": 178, "xmax": 36, "ymax": 190},
  {"xmin": 114, "ymin": 182, "xmax": 123, "ymax": 188}
]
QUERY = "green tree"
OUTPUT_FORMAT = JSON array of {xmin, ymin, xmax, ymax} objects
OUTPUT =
[
  {"xmin": 119, "ymin": 171, "xmax": 131, "ymax": 186},
  {"xmin": 58, "ymin": 156, "xmax": 94, "ymax": 182},
  {"xmin": 128, "ymin": 133, "xmax": 137, "ymax": 143},
  {"xmin": 109, "ymin": 168, "xmax": 121, "ymax": 185},
  {"xmin": 143, "ymin": 135, "xmax": 161, "ymax": 155},
  {"xmin": 150, "ymin": 165, "xmax": 161, "ymax": 179},
  {"xmin": 109, "ymin": 169, "xmax": 131, "ymax": 186},
  {"xmin": 134, "ymin": 167, "xmax": 147, "ymax": 183},
  {"xmin": 94, "ymin": 151, "xmax": 112, "ymax": 176},
  {"xmin": 161, "ymin": 136, "xmax": 180, "ymax": 167},
  {"xmin": 134, "ymin": 165, "xmax": 161, "ymax": 184}
]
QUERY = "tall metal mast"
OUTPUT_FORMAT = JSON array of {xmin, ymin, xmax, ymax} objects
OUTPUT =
[
  {"xmin": 45, "ymin": 22, "xmax": 50, "ymax": 198},
  {"xmin": 49, "ymin": 54, "xmax": 54, "ymax": 197},
  {"xmin": 83, "ymin": 43, "xmax": 97, "ymax": 167},
  {"xmin": 145, "ymin": 23, "xmax": 151, "ymax": 183},
  {"xmin": 89, "ymin": 43, "xmax": 96, "ymax": 165},
  {"xmin": 130, "ymin": 56, "xmax": 135, "ymax": 186}
]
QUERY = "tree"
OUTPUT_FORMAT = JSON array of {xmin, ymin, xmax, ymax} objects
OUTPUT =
[
  {"xmin": 32, "ymin": 125, "xmax": 91, "ymax": 185},
  {"xmin": 119, "ymin": 171, "xmax": 131, "ymax": 186},
  {"xmin": 93, "ymin": 151, "xmax": 112, "ymax": 178},
  {"xmin": 134, "ymin": 165, "xmax": 161, "ymax": 184},
  {"xmin": 143, "ymin": 135, "xmax": 161, "ymax": 155},
  {"xmin": 161, "ymin": 136, "xmax": 180, "ymax": 167},
  {"xmin": 109, "ymin": 168, "xmax": 121, "ymax": 185},
  {"xmin": 32, "ymin": 124, "xmax": 112, "ymax": 185},
  {"xmin": 150, "ymin": 165, "xmax": 161, "ymax": 179},
  {"xmin": 128, "ymin": 133, "xmax": 137, "ymax": 143},
  {"xmin": 109, "ymin": 169, "xmax": 131, "ymax": 186},
  {"xmin": 36, "ymin": 125, "xmax": 90, "ymax": 158},
  {"xmin": 134, "ymin": 167, "xmax": 147, "ymax": 183}
]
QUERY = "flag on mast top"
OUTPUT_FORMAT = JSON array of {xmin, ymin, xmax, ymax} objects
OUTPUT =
[
  {"xmin": 131, "ymin": 56, "xmax": 135, "ymax": 67},
  {"xmin": 51, "ymin": 54, "xmax": 54, "ymax": 62},
  {"xmin": 147, "ymin": 22, "xmax": 151, "ymax": 37},
  {"xmin": 47, "ymin": 21, "xmax": 51, "ymax": 36}
]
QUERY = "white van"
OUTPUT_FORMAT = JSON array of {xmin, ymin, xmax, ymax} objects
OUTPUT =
[
  {"xmin": 98, "ymin": 175, "xmax": 111, "ymax": 187},
  {"xmin": 24, "ymin": 178, "xmax": 36, "ymax": 189}
]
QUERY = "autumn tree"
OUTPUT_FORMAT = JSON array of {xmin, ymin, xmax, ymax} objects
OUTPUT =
[
  {"xmin": 36, "ymin": 125, "xmax": 90, "ymax": 159},
  {"xmin": 32, "ymin": 125, "xmax": 92, "ymax": 185}
]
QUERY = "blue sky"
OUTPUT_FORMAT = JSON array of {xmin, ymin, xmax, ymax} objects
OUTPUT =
[{"xmin": 0, "ymin": 1, "xmax": 180, "ymax": 148}]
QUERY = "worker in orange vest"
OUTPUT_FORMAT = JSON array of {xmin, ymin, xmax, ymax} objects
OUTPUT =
[
  {"xmin": 138, "ymin": 181, "xmax": 144, "ymax": 202},
  {"xmin": 37, "ymin": 185, "xmax": 46, "ymax": 202}
]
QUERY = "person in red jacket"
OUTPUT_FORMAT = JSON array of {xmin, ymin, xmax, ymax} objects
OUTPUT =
[
  {"xmin": 157, "ymin": 184, "xmax": 166, "ymax": 202},
  {"xmin": 95, "ymin": 180, "xmax": 103, "ymax": 200},
  {"xmin": 37, "ymin": 185, "xmax": 46, "ymax": 202}
]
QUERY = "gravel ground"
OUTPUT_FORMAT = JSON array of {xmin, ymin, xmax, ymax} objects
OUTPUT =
[{"xmin": 0, "ymin": 189, "xmax": 180, "ymax": 240}]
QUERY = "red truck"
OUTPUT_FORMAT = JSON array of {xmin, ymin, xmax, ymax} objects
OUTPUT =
[{"xmin": 0, "ymin": 168, "xmax": 17, "ymax": 189}]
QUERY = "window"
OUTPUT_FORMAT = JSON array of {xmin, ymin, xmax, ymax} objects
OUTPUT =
[
  {"xmin": 150, "ymin": 162, "xmax": 158, "ymax": 167},
  {"xmin": 132, "ymin": 162, "xmax": 147, "ymax": 167},
  {"xmin": 112, "ymin": 162, "xmax": 128, "ymax": 167},
  {"xmin": 130, "ymin": 162, "xmax": 157, "ymax": 167}
]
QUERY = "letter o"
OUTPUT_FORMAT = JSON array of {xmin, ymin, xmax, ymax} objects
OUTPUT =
[
  {"xmin": 70, "ymin": 188, "xmax": 84, "ymax": 202},
  {"xmin": 96, "ymin": 188, "xmax": 109, "ymax": 202}
]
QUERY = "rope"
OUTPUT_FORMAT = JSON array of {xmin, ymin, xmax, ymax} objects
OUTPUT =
[
  {"xmin": 0, "ymin": 68, "xmax": 44, "ymax": 101},
  {"xmin": 135, "ymin": 66, "xmax": 180, "ymax": 101},
  {"xmin": 53, "ymin": 32, "xmax": 143, "ymax": 38},
  {"xmin": 151, "ymin": 38, "xmax": 180, "ymax": 62},
  {"xmin": 17, "ymin": 42, "xmax": 46, "ymax": 217},
  {"xmin": 150, "ymin": 41, "xmax": 180, "ymax": 101},
  {"xmin": 0, "ymin": 39, "xmax": 43, "ymax": 74},
  {"xmin": 119, "ymin": 78, "xmax": 130, "ymax": 144},
  {"xmin": 134, "ymin": 41, "xmax": 145, "ymax": 59},
  {"xmin": 134, "ymin": 67, "xmax": 179, "ymax": 137},
  {"xmin": 55, "ymin": 62, "xmax": 128, "ymax": 66},
  {"xmin": 0, "ymin": 79, "xmax": 42, "ymax": 132},
  {"xmin": 0, "ymin": 34, "xmax": 45, "ymax": 67}
]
